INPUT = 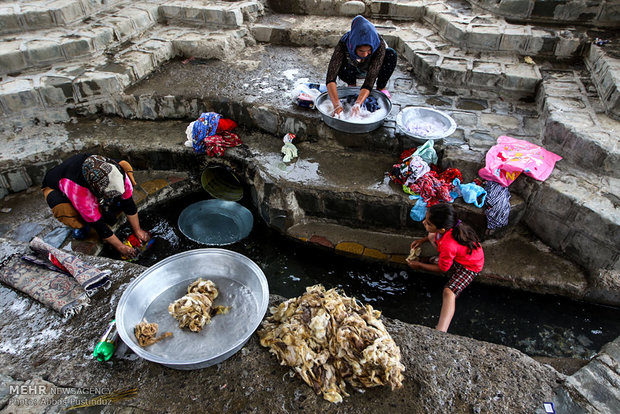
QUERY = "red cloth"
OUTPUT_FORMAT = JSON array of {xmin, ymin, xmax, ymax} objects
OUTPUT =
[
  {"xmin": 435, "ymin": 229, "xmax": 484, "ymax": 273},
  {"xmin": 202, "ymin": 131, "xmax": 242, "ymax": 157},
  {"xmin": 216, "ymin": 118, "xmax": 237, "ymax": 133},
  {"xmin": 408, "ymin": 171, "xmax": 453, "ymax": 206},
  {"xmin": 437, "ymin": 168, "xmax": 462, "ymax": 185},
  {"xmin": 399, "ymin": 147, "xmax": 417, "ymax": 162}
]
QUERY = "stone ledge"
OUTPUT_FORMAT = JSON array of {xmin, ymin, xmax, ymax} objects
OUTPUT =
[
  {"xmin": 540, "ymin": 70, "xmax": 620, "ymax": 178},
  {"xmin": 0, "ymin": 0, "xmax": 125, "ymax": 35},
  {"xmin": 586, "ymin": 44, "xmax": 620, "ymax": 121}
]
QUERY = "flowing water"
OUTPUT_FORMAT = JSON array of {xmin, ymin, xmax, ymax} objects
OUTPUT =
[{"xmin": 104, "ymin": 192, "xmax": 620, "ymax": 360}]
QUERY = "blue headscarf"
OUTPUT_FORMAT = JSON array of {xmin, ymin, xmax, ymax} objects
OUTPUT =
[{"xmin": 341, "ymin": 16, "xmax": 381, "ymax": 60}]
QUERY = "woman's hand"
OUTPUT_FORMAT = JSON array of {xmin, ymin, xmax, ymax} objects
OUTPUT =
[
  {"xmin": 350, "ymin": 103, "xmax": 361, "ymax": 117},
  {"xmin": 134, "ymin": 228, "xmax": 150, "ymax": 244},
  {"xmin": 118, "ymin": 243, "xmax": 137, "ymax": 258},
  {"xmin": 332, "ymin": 104, "xmax": 344, "ymax": 117}
]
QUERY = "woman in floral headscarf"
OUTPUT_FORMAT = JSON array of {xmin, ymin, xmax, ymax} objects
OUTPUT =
[
  {"xmin": 41, "ymin": 153, "xmax": 149, "ymax": 257},
  {"xmin": 325, "ymin": 15, "xmax": 397, "ymax": 117}
]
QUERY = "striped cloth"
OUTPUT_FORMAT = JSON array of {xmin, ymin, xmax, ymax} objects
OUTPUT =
[{"xmin": 484, "ymin": 181, "xmax": 511, "ymax": 229}]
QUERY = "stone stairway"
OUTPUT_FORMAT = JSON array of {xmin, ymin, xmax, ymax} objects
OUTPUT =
[{"xmin": 0, "ymin": 0, "xmax": 618, "ymax": 307}]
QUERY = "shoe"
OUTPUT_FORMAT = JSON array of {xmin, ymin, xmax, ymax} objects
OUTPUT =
[
  {"xmin": 72, "ymin": 224, "xmax": 90, "ymax": 240},
  {"xmin": 380, "ymin": 89, "xmax": 392, "ymax": 99}
]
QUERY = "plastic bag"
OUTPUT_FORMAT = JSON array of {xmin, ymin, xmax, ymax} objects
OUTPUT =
[
  {"xmin": 450, "ymin": 178, "xmax": 487, "ymax": 208},
  {"xmin": 407, "ymin": 140, "xmax": 438, "ymax": 165},
  {"xmin": 290, "ymin": 82, "xmax": 327, "ymax": 109},
  {"xmin": 478, "ymin": 136, "xmax": 562, "ymax": 187},
  {"xmin": 409, "ymin": 195, "xmax": 428, "ymax": 222}
]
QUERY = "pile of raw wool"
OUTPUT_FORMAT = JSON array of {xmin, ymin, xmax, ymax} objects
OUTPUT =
[{"xmin": 258, "ymin": 285, "xmax": 405, "ymax": 403}]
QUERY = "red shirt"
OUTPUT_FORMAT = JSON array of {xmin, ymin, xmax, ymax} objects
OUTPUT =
[{"xmin": 436, "ymin": 229, "xmax": 484, "ymax": 273}]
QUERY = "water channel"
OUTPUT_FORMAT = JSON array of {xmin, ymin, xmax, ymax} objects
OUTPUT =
[{"xmin": 104, "ymin": 191, "xmax": 619, "ymax": 361}]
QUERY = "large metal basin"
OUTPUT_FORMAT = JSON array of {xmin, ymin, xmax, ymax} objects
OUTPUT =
[
  {"xmin": 116, "ymin": 249, "xmax": 269, "ymax": 370},
  {"xmin": 315, "ymin": 87, "xmax": 392, "ymax": 133},
  {"xmin": 178, "ymin": 199, "xmax": 253, "ymax": 246},
  {"xmin": 396, "ymin": 106, "xmax": 457, "ymax": 143}
]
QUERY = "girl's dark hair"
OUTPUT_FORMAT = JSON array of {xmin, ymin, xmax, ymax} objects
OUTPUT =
[{"xmin": 428, "ymin": 203, "xmax": 481, "ymax": 254}]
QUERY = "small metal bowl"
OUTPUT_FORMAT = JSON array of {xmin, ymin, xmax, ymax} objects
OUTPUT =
[
  {"xmin": 396, "ymin": 106, "xmax": 457, "ymax": 143},
  {"xmin": 315, "ymin": 87, "xmax": 392, "ymax": 133},
  {"xmin": 116, "ymin": 249, "xmax": 269, "ymax": 370},
  {"xmin": 178, "ymin": 199, "xmax": 253, "ymax": 246}
]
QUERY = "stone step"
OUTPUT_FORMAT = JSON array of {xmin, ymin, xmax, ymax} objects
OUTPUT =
[
  {"xmin": 230, "ymin": 128, "xmax": 528, "ymax": 239},
  {"xmin": 0, "ymin": 25, "xmax": 250, "ymax": 121},
  {"xmin": 518, "ymin": 162, "xmax": 620, "ymax": 284},
  {"xmin": 262, "ymin": 1, "xmax": 587, "ymax": 58},
  {"xmin": 0, "ymin": 116, "xmax": 616, "ymax": 307},
  {"xmin": 540, "ymin": 70, "xmax": 620, "ymax": 178},
  {"xmin": 252, "ymin": 15, "xmax": 542, "ymax": 97},
  {"xmin": 548, "ymin": 336, "xmax": 620, "ymax": 413},
  {"xmin": 286, "ymin": 220, "xmax": 590, "ymax": 302},
  {"xmin": 0, "ymin": 2, "xmax": 160, "ymax": 77},
  {"xmin": 421, "ymin": 1, "xmax": 585, "ymax": 58},
  {"xmin": 0, "ymin": 0, "xmax": 124, "ymax": 35},
  {"xmin": 105, "ymin": 44, "xmax": 545, "ymax": 156},
  {"xmin": 469, "ymin": 0, "xmax": 619, "ymax": 28},
  {"xmin": 585, "ymin": 43, "xmax": 620, "ymax": 121},
  {"xmin": 158, "ymin": 0, "xmax": 264, "ymax": 28}
]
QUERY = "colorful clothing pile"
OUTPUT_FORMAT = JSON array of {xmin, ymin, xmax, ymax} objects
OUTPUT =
[
  {"xmin": 189, "ymin": 112, "xmax": 241, "ymax": 156},
  {"xmin": 406, "ymin": 171, "xmax": 454, "ymax": 206}
]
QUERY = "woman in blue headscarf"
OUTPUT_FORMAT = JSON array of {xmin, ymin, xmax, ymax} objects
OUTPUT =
[{"xmin": 325, "ymin": 15, "xmax": 397, "ymax": 117}]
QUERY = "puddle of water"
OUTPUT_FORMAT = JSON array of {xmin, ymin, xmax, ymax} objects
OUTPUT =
[{"xmin": 103, "ymin": 192, "xmax": 620, "ymax": 359}]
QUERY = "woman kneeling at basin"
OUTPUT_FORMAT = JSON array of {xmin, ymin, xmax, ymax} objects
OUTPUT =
[
  {"xmin": 407, "ymin": 203, "xmax": 484, "ymax": 332},
  {"xmin": 325, "ymin": 15, "xmax": 397, "ymax": 117},
  {"xmin": 42, "ymin": 153, "xmax": 150, "ymax": 258}
]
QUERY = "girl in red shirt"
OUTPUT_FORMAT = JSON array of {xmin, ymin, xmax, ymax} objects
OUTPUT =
[{"xmin": 407, "ymin": 203, "xmax": 484, "ymax": 332}]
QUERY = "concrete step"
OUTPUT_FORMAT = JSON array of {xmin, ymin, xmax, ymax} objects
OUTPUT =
[
  {"xmin": 585, "ymin": 43, "xmax": 620, "ymax": 121},
  {"xmin": 252, "ymin": 15, "xmax": 543, "ymax": 97},
  {"xmin": 261, "ymin": 1, "xmax": 587, "ymax": 58},
  {"xmin": 158, "ymin": 0, "xmax": 264, "ymax": 28},
  {"xmin": 110, "ymin": 44, "xmax": 542, "ymax": 154},
  {"xmin": 286, "ymin": 220, "xmax": 590, "ymax": 301},
  {"xmin": 0, "ymin": 0, "xmax": 124, "ymax": 35},
  {"xmin": 469, "ymin": 0, "xmax": 619, "ymax": 28},
  {"xmin": 0, "ymin": 2, "xmax": 160, "ymax": 77},
  {"xmin": 0, "ymin": 25, "xmax": 251, "ymax": 121},
  {"xmin": 0, "ymin": 116, "xmax": 616, "ymax": 306},
  {"xmin": 540, "ymin": 69, "xmax": 620, "ymax": 178},
  {"xmin": 547, "ymin": 336, "xmax": 620, "ymax": 413},
  {"xmin": 518, "ymin": 162, "xmax": 620, "ymax": 283}
]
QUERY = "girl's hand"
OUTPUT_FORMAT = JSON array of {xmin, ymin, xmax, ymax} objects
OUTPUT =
[
  {"xmin": 406, "ymin": 259, "xmax": 423, "ymax": 270},
  {"xmin": 351, "ymin": 103, "xmax": 361, "ymax": 117},
  {"xmin": 134, "ymin": 229, "xmax": 150, "ymax": 244},
  {"xmin": 118, "ymin": 244, "xmax": 137, "ymax": 258},
  {"xmin": 410, "ymin": 238, "xmax": 425, "ymax": 249}
]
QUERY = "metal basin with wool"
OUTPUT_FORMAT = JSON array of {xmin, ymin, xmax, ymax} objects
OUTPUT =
[
  {"xmin": 116, "ymin": 249, "xmax": 269, "ymax": 370},
  {"xmin": 177, "ymin": 199, "xmax": 253, "ymax": 246},
  {"xmin": 315, "ymin": 86, "xmax": 392, "ymax": 133}
]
